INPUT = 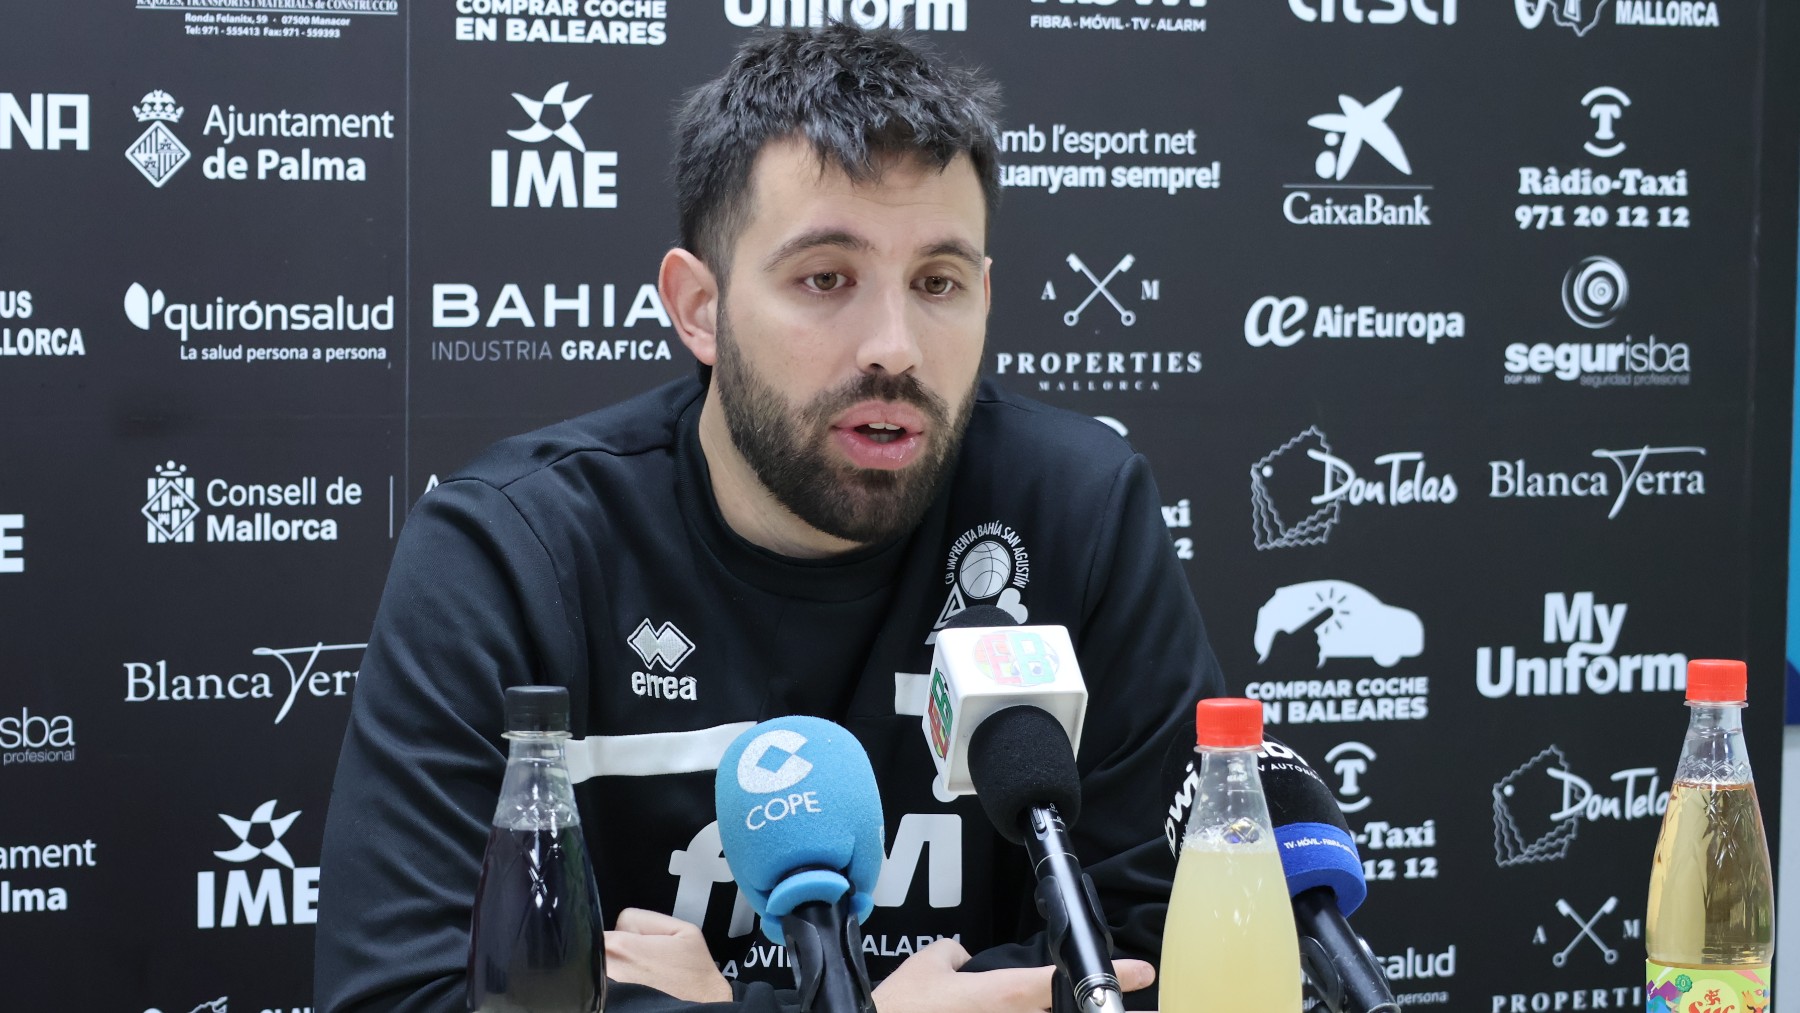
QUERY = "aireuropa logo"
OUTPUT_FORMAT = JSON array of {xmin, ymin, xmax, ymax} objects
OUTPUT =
[
  {"xmin": 0, "ymin": 92, "xmax": 90, "ymax": 151},
  {"xmin": 736, "ymin": 729, "xmax": 812, "ymax": 794},
  {"xmin": 125, "ymin": 90, "xmax": 189, "ymax": 187},
  {"xmin": 725, "ymin": 0, "xmax": 966, "ymax": 31},
  {"xmin": 1254, "ymin": 581, "xmax": 1423, "ymax": 669},
  {"xmin": 1250, "ymin": 428, "xmax": 1456, "ymax": 550},
  {"xmin": 1284, "ymin": 86, "xmax": 1431, "ymax": 227},
  {"xmin": 1290, "ymin": 0, "xmax": 1455, "ymax": 23},
  {"xmin": 1476, "ymin": 591, "xmax": 1687, "ymax": 699},
  {"xmin": 492, "ymin": 82, "xmax": 618, "ymax": 209},
  {"xmin": 1244, "ymin": 295, "xmax": 1464, "ymax": 348},
  {"xmin": 1492, "ymin": 745, "xmax": 1666, "ymax": 866},
  {"xmin": 198, "ymin": 799, "xmax": 319, "ymax": 928}
]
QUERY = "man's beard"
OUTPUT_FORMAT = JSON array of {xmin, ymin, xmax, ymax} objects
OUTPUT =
[{"xmin": 713, "ymin": 312, "xmax": 976, "ymax": 546}]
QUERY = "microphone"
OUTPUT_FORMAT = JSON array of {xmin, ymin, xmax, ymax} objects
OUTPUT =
[
  {"xmin": 929, "ymin": 607, "xmax": 1125, "ymax": 1013},
  {"xmin": 1163, "ymin": 736, "xmax": 1398, "ymax": 1013},
  {"xmin": 715, "ymin": 717, "xmax": 883, "ymax": 1013}
]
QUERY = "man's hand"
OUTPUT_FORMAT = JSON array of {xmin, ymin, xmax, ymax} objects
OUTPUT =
[
  {"xmin": 604, "ymin": 907, "xmax": 734, "ymax": 1003},
  {"xmin": 873, "ymin": 939, "xmax": 1155, "ymax": 1013}
]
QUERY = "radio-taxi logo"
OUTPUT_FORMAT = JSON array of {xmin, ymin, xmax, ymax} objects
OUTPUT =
[
  {"xmin": 126, "ymin": 88, "xmax": 396, "ymax": 188},
  {"xmin": 143, "ymin": 461, "xmax": 370, "ymax": 545},
  {"xmin": 1515, "ymin": 87, "xmax": 1693, "ymax": 234}
]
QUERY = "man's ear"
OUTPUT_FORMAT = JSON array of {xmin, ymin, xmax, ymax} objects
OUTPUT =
[{"xmin": 660, "ymin": 248, "xmax": 720, "ymax": 365}]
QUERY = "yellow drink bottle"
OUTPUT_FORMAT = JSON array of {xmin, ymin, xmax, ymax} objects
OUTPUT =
[
  {"xmin": 1644, "ymin": 659, "xmax": 1773, "ymax": 1013},
  {"xmin": 1160, "ymin": 698, "xmax": 1303, "ymax": 1013}
]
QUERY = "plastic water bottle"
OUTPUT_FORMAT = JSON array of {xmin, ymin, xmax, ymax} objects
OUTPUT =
[
  {"xmin": 1160, "ymin": 698, "xmax": 1302, "ymax": 1012},
  {"xmin": 467, "ymin": 686, "xmax": 607, "ymax": 1013},
  {"xmin": 1644, "ymin": 659, "xmax": 1773, "ymax": 1013}
]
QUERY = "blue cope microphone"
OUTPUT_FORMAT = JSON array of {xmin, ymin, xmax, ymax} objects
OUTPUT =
[{"xmin": 715, "ymin": 716, "xmax": 883, "ymax": 1013}]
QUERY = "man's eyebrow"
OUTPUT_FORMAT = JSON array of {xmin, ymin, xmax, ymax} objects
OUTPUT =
[
  {"xmin": 762, "ymin": 229, "xmax": 873, "ymax": 272},
  {"xmin": 919, "ymin": 240, "xmax": 985, "ymax": 272}
]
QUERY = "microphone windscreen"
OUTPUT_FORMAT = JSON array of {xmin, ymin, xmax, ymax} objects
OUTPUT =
[
  {"xmin": 715, "ymin": 717, "xmax": 885, "ymax": 942},
  {"xmin": 1258, "ymin": 739, "xmax": 1367, "ymax": 916},
  {"xmin": 943, "ymin": 604, "xmax": 1017, "ymax": 630},
  {"xmin": 967, "ymin": 704, "xmax": 1082, "ymax": 844}
]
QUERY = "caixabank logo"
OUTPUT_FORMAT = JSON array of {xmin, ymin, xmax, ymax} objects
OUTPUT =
[
  {"xmin": 142, "ymin": 461, "xmax": 373, "ymax": 545},
  {"xmin": 0, "ymin": 92, "xmax": 90, "ymax": 153},
  {"xmin": 125, "ymin": 88, "xmax": 397, "ymax": 188},
  {"xmin": 196, "ymin": 799, "xmax": 319, "ymax": 929},
  {"xmin": 1515, "ymin": 0, "xmax": 1719, "ymax": 34},
  {"xmin": 1282, "ymin": 86, "xmax": 1432, "ymax": 228}
]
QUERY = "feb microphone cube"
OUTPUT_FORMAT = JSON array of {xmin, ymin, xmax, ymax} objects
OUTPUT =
[{"xmin": 924, "ymin": 624, "xmax": 1087, "ymax": 796}]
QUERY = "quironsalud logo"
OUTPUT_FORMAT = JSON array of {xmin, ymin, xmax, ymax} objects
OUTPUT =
[{"xmin": 125, "ymin": 90, "xmax": 189, "ymax": 188}]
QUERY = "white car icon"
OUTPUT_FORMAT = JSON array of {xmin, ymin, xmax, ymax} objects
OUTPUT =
[{"xmin": 1254, "ymin": 580, "xmax": 1423, "ymax": 668}]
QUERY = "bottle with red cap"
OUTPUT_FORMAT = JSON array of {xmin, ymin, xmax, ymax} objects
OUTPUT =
[
  {"xmin": 1159, "ymin": 698, "xmax": 1302, "ymax": 1012},
  {"xmin": 1644, "ymin": 659, "xmax": 1773, "ymax": 1013}
]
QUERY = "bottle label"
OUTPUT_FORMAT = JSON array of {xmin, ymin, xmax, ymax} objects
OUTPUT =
[{"xmin": 1645, "ymin": 961, "xmax": 1771, "ymax": 1012}]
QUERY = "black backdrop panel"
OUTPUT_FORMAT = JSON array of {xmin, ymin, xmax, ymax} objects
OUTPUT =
[{"xmin": 1, "ymin": 1, "xmax": 1790, "ymax": 1010}]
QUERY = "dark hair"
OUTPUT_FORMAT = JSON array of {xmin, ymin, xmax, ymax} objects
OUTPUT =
[{"xmin": 672, "ymin": 23, "xmax": 1003, "ymax": 280}]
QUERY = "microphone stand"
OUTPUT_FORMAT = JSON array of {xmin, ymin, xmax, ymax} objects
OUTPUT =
[
  {"xmin": 1023, "ymin": 805, "xmax": 1127, "ymax": 1013},
  {"xmin": 784, "ymin": 894, "xmax": 877, "ymax": 1013},
  {"xmin": 1292, "ymin": 886, "xmax": 1399, "ymax": 1013}
]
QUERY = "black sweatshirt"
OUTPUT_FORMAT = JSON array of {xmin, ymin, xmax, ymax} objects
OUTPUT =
[{"xmin": 314, "ymin": 375, "xmax": 1225, "ymax": 1013}]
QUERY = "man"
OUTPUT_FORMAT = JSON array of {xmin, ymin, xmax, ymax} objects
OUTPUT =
[{"xmin": 314, "ymin": 24, "xmax": 1224, "ymax": 1013}]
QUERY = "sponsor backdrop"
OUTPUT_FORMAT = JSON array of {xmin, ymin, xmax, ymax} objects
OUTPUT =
[{"xmin": 2, "ymin": 1, "xmax": 1795, "ymax": 1010}]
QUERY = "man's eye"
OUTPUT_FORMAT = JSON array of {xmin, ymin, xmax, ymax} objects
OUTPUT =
[
  {"xmin": 921, "ymin": 276, "xmax": 955, "ymax": 296},
  {"xmin": 809, "ymin": 272, "xmax": 843, "ymax": 292}
]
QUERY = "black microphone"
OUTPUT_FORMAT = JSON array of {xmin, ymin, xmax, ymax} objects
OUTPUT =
[
  {"xmin": 1164, "ymin": 735, "xmax": 1398, "ymax": 1013},
  {"xmin": 969, "ymin": 704, "xmax": 1126, "ymax": 1013}
]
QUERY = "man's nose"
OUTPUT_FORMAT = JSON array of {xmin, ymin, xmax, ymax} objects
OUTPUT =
[{"xmin": 854, "ymin": 284, "xmax": 922, "ymax": 376}]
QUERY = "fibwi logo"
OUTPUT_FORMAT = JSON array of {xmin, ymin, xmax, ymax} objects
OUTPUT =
[
  {"xmin": 125, "ymin": 90, "xmax": 189, "ymax": 188},
  {"xmin": 197, "ymin": 799, "xmax": 319, "ymax": 928},
  {"xmin": 925, "ymin": 521, "xmax": 1030, "ymax": 643},
  {"xmin": 492, "ymin": 83, "xmax": 618, "ymax": 209},
  {"xmin": 0, "ymin": 92, "xmax": 89, "ymax": 151},
  {"xmin": 971, "ymin": 631, "xmax": 1059, "ymax": 687},
  {"xmin": 145, "ymin": 462, "xmax": 199, "ymax": 543}
]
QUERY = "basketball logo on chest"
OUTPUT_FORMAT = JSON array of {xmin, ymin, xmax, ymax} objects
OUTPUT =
[{"xmin": 925, "ymin": 521, "xmax": 1031, "ymax": 643}]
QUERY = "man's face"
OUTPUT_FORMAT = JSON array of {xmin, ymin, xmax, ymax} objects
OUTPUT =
[{"xmin": 711, "ymin": 138, "xmax": 990, "ymax": 545}]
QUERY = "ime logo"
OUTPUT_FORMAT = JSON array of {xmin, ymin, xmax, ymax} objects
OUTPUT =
[
  {"xmin": 196, "ymin": 800, "xmax": 319, "ymax": 929},
  {"xmin": 492, "ymin": 83, "xmax": 618, "ymax": 209}
]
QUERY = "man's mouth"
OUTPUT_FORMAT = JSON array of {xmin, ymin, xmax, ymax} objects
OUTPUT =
[{"xmin": 855, "ymin": 421, "xmax": 907, "ymax": 444}]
